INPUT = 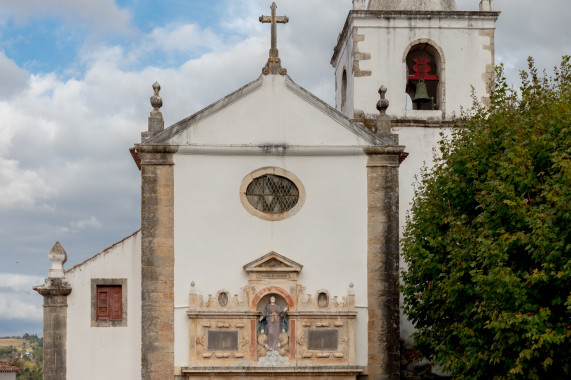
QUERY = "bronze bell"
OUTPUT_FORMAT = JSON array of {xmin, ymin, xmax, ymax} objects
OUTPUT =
[{"xmin": 413, "ymin": 81, "xmax": 431, "ymax": 104}]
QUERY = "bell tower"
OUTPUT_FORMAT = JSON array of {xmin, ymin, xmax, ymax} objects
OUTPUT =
[
  {"xmin": 331, "ymin": 0, "xmax": 500, "ymax": 376},
  {"xmin": 332, "ymin": 0, "xmax": 499, "ymax": 120}
]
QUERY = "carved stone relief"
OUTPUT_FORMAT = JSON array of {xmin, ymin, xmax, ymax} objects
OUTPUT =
[{"xmin": 186, "ymin": 252, "xmax": 358, "ymax": 369}]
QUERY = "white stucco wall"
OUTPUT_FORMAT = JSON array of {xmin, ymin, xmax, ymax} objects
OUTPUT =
[
  {"xmin": 169, "ymin": 75, "xmax": 370, "ymax": 148},
  {"xmin": 0, "ymin": 373, "xmax": 17, "ymax": 380},
  {"xmin": 173, "ymin": 153, "xmax": 369, "ymax": 367},
  {"xmin": 395, "ymin": 126, "xmax": 453, "ymax": 341},
  {"xmin": 65, "ymin": 231, "xmax": 142, "ymax": 380},
  {"xmin": 169, "ymin": 74, "xmax": 374, "ymax": 367}
]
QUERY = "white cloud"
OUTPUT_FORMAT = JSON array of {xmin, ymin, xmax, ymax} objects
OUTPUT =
[
  {"xmin": 0, "ymin": 51, "xmax": 29, "ymax": 99},
  {"xmin": 0, "ymin": 0, "xmax": 130, "ymax": 34},
  {"xmin": 0, "ymin": 274, "xmax": 44, "ymax": 321},
  {"xmin": 0, "ymin": 158, "xmax": 54, "ymax": 210},
  {"xmin": 148, "ymin": 24, "xmax": 222, "ymax": 54},
  {"xmin": 62, "ymin": 216, "xmax": 102, "ymax": 233}
]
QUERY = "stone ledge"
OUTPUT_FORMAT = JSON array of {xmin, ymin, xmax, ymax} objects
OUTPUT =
[
  {"xmin": 363, "ymin": 146, "xmax": 406, "ymax": 156},
  {"xmin": 181, "ymin": 365, "xmax": 364, "ymax": 376}
]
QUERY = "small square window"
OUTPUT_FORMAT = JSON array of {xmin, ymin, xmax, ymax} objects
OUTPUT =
[{"xmin": 91, "ymin": 279, "xmax": 127, "ymax": 327}]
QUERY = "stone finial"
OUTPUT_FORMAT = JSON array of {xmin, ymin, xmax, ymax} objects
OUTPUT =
[
  {"xmin": 150, "ymin": 82, "xmax": 163, "ymax": 112},
  {"xmin": 143, "ymin": 81, "xmax": 165, "ymax": 141},
  {"xmin": 353, "ymin": 0, "xmax": 366, "ymax": 10},
  {"xmin": 376, "ymin": 85, "xmax": 391, "ymax": 134},
  {"xmin": 479, "ymin": 0, "xmax": 493, "ymax": 11},
  {"xmin": 376, "ymin": 86, "xmax": 389, "ymax": 116},
  {"xmin": 48, "ymin": 242, "xmax": 67, "ymax": 279}
]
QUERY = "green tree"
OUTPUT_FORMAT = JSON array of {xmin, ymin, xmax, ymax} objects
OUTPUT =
[{"xmin": 401, "ymin": 57, "xmax": 571, "ymax": 379}]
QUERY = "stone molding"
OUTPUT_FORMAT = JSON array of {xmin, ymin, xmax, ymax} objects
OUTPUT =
[
  {"xmin": 364, "ymin": 146, "xmax": 406, "ymax": 160},
  {"xmin": 180, "ymin": 365, "xmax": 364, "ymax": 379},
  {"xmin": 34, "ymin": 285, "xmax": 72, "ymax": 298}
]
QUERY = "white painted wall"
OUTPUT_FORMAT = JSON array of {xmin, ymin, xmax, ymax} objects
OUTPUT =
[
  {"xmin": 170, "ymin": 74, "xmax": 374, "ymax": 367},
  {"xmin": 169, "ymin": 75, "xmax": 370, "ymax": 147},
  {"xmin": 394, "ymin": 126, "xmax": 453, "ymax": 341},
  {"xmin": 173, "ymin": 152, "xmax": 370, "ymax": 367},
  {"xmin": 0, "ymin": 373, "xmax": 17, "ymax": 380},
  {"xmin": 65, "ymin": 231, "xmax": 142, "ymax": 380}
]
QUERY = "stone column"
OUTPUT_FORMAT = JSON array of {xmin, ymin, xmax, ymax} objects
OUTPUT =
[
  {"xmin": 137, "ymin": 144, "xmax": 178, "ymax": 380},
  {"xmin": 364, "ymin": 145, "xmax": 405, "ymax": 380},
  {"xmin": 34, "ymin": 242, "xmax": 72, "ymax": 380}
]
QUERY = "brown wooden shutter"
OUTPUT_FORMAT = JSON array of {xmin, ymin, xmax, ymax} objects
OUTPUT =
[
  {"xmin": 110, "ymin": 286, "xmax": 122, "ymax": 320},
  {"xmin": 97, "ymin": 285, "xmax": 122, "ymax": 321},
  {"xmin": 97, "ymin": 288, "xmax": 109, "ymax": 320}
]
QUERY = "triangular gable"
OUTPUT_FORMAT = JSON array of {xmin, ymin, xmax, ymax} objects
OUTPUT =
[
  {"xmin": 146, "ymin": 74, "xmax": 384, "ymax": 147},
  {"xmin": 243, "ymin": 251, "xmax": 303, "ymax": 273}
]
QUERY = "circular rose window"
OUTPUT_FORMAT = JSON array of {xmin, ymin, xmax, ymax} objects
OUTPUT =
[{"xmin": 240, "ymin": 168, "xmax": 305, "ymax": 221}]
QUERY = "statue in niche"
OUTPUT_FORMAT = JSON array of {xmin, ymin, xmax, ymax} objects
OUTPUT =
[
  {"xmin": 278, "ymin": 328, "xmax": 289, "ymax": 356},
  {"xmin": 257, "ymin": 329, "xmax": 269, "ymax": 357},
  {"xmin": 258, "ymin": 296, "xmax": 288, "ymax": 351}
]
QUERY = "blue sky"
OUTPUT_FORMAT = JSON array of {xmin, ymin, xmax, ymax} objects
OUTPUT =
[{"xmin": 0, "ymin": 0, "xmax": 569, "ymax": 337}]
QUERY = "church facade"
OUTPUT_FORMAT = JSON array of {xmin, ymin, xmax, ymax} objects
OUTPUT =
[{"xmin": 34, "ymin": 1, "xmax": 499, "ymax": 379}]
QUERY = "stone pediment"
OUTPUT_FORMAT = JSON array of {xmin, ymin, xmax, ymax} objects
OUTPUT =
[
  {"xmin": 243, "ymin": 251, "xmax": 303, "ymax": 273},
  {"xmin": 143, "ymin": 74, "xmax": 392, "ymax": 148}
]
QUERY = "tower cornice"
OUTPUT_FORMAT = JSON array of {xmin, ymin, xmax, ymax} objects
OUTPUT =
[{"xmin": 331, "ymin": 10, "xmax": 500, "ymax": 66}]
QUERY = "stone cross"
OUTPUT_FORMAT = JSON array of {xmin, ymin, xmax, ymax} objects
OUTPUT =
[{"xmin": 259, "ymin": 2, "xmax": 289, "ymax": 75}]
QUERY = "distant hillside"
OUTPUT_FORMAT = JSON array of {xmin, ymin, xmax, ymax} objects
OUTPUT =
[{"xmin": 0, "ymin": 334, "xmax": 43, "ymax": 379}]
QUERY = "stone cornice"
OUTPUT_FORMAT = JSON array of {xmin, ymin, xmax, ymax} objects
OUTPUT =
[
  {"xmin": 134, "ymin": 144, "xmax": 178, "ymax": 166},
  {"xmin": 181, "ymin": 366, "xmax": 364, "ymax": 375},
  {"xmin": 34, "ymin": 288, "xmax": 72, "ymax": 297},
  {"xmin": 391, "ymin": 118, "xmax": 456, "ymax": 128},
  {"xmin": 331, "ymin": 10, "xmax": 500, "ymax": 65},
  {"xmin": 363, "ymin": 146, "xmax": 406, "ymax": 156},
  {"xmin": 134, "ymin": 144, "xmax": 179, "ymax": 154},
  {"xmin": 187, "ymin": 311, "xmax": 260, "ymax": 319},
  {"xmin": 34, "ymin": 283, "xmax": 72, "ymax": 298}
]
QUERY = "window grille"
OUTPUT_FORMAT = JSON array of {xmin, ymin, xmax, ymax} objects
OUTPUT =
[{"xmin": 246, "ymin": 175, "xmax": 299, "ymax": 214}]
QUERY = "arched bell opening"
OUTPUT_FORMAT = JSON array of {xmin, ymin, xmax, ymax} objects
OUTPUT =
[
  {"xmin": 405, "ymin": 43, "xmax": 443, "ymax": 111},
  {"xmin": 341, "ymin": 68, "xmax": 348, "ymax": 112}
]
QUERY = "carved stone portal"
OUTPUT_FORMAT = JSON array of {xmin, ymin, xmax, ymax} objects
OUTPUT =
[{"xmin": 184, "ymin": 252, "xmax": 361, "ymax": 377}]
